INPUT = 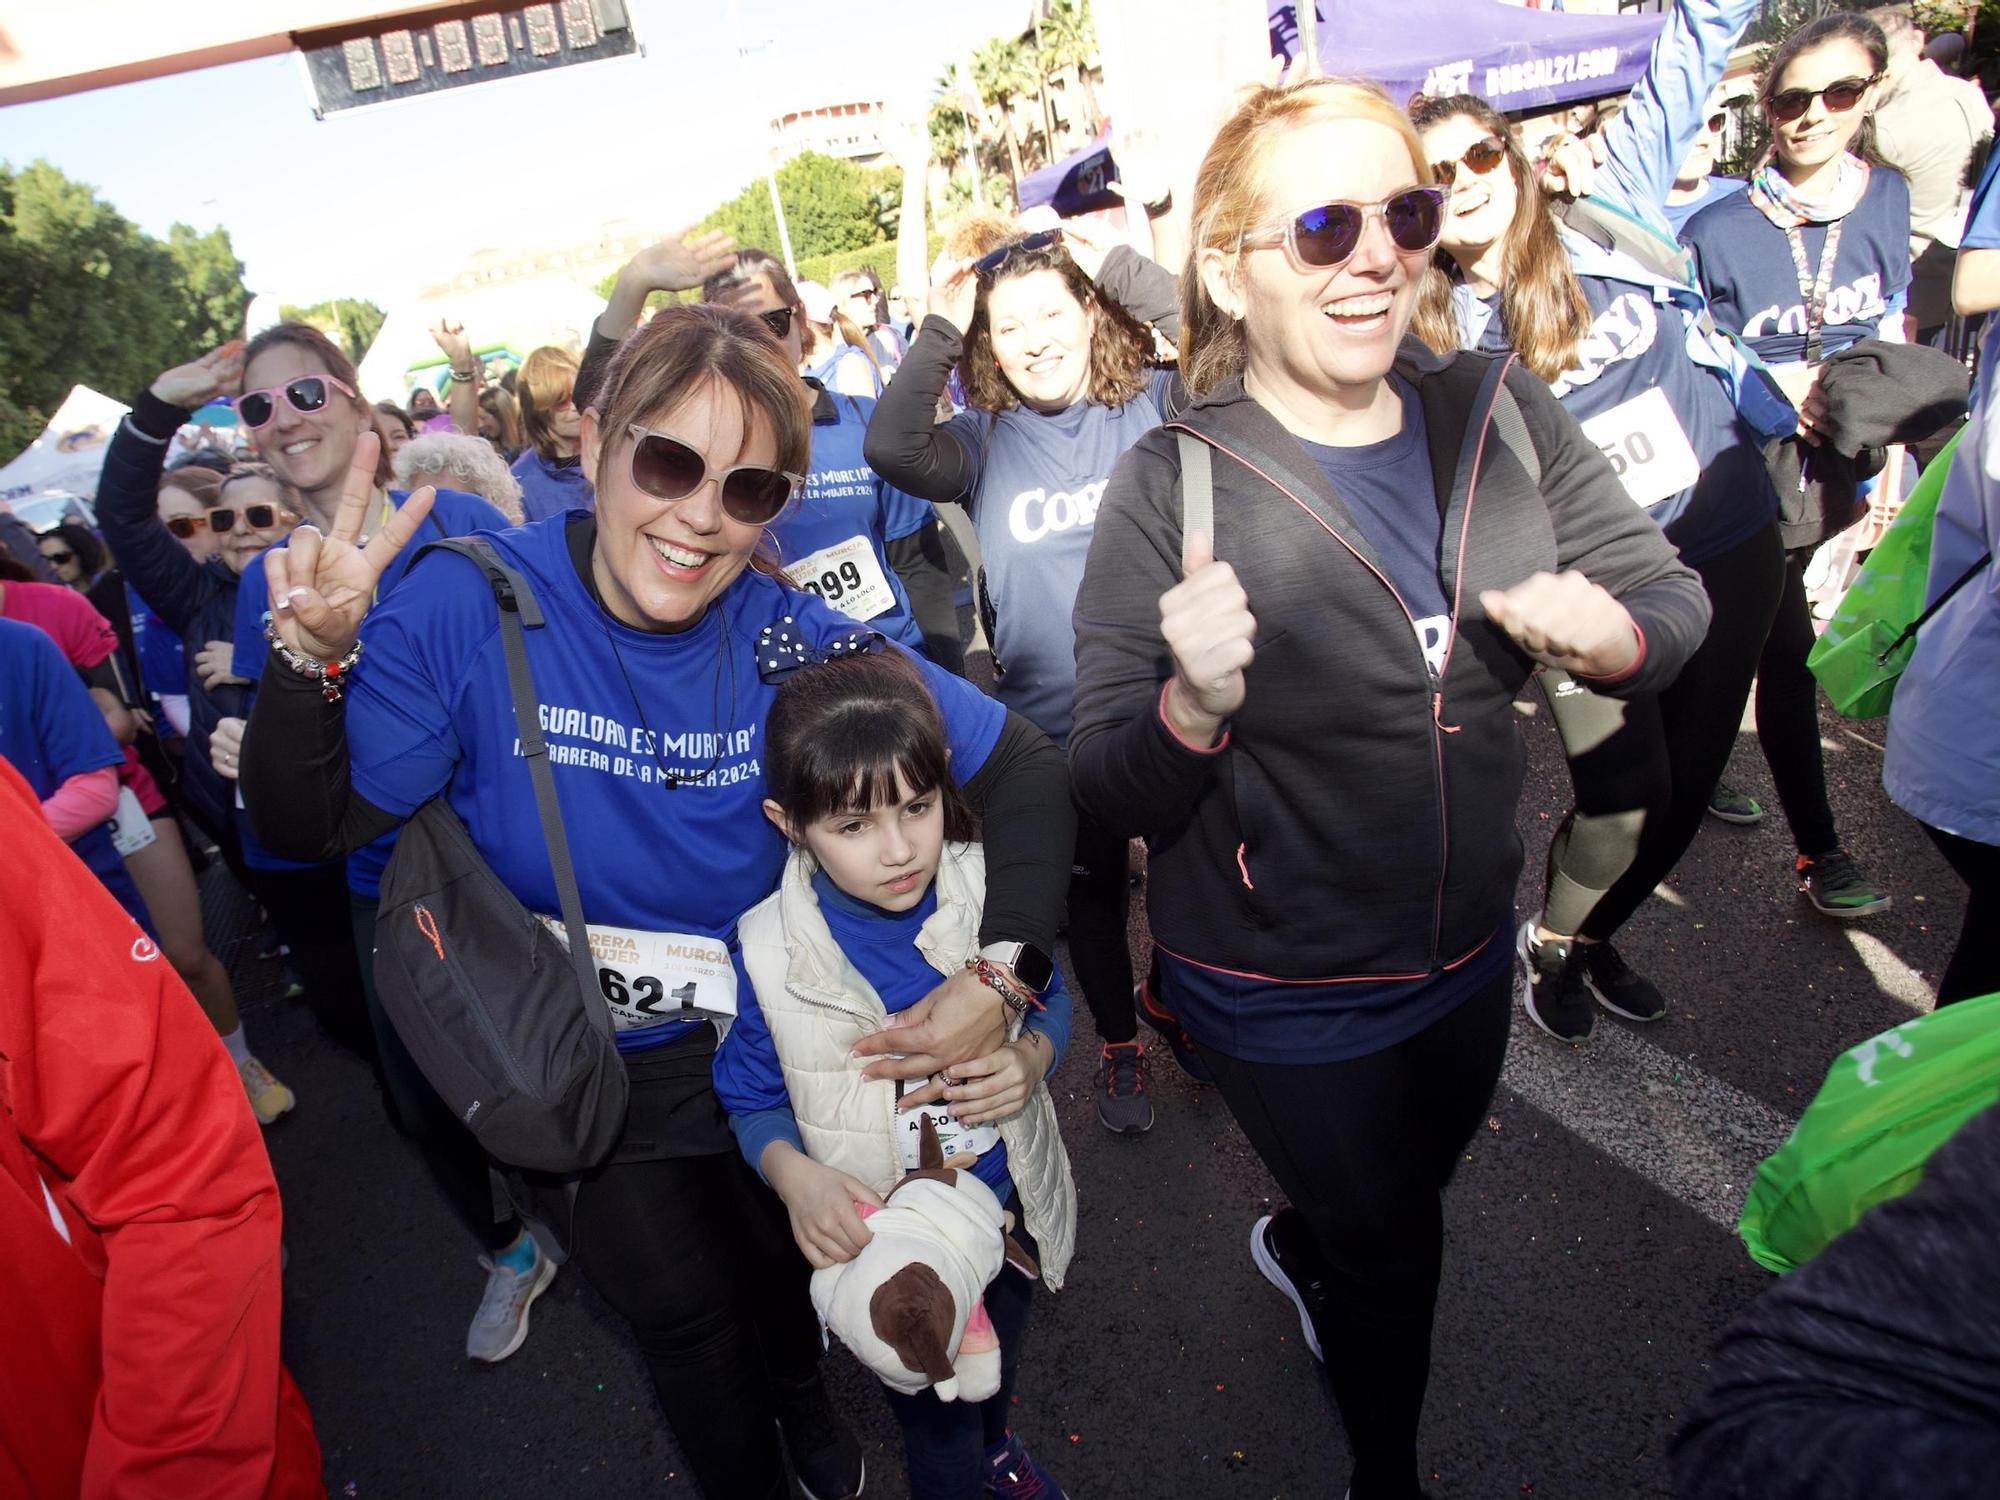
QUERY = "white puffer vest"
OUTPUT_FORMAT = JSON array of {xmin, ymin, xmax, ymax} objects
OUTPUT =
[{"xmin": 736, "ymin": 842, "xmax": 1076, "ymax": 1289}]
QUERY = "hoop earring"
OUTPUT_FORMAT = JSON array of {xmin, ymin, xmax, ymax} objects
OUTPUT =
[{"xmin": 761, "ymin": 527, "xmax": 784, "ymax": 561}]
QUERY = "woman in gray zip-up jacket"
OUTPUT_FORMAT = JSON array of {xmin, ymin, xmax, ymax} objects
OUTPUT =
[{"xmin": 1070, "ymin": 79, "xmax": 1709, "ymax": 1500}]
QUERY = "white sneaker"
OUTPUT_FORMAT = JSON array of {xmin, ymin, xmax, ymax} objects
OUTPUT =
[
  {"xmin": 239, "ymin": 1055, "xmax": 295, "ymax": 1125},
  {"xmin": 466, "ymin": 1238, "xmax": 557, "ymax": 1363}
]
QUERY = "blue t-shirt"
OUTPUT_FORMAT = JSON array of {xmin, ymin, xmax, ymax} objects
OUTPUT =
[
  {"xmin": 946, "ymin": 368, "xmax": 1176, "ymax": 743},
  {"xmin": 716, "ymin": 862, "xmax": 1072, "ymax": 1196},
  {"xmin": 773, "ymin": 386, "xmax": 933, "ymax": 654},
  {"xmin": 1661, "ymin": 174, "xmax": 1746, "ymax": 235},
  {"xmin": 232, "ymin": 486, "xmax": 511, "ymax": 886},
  {"xmin": 126, "ymin": 581, "xmax": 188, "ymax": 699},
  {"xmin": 1682, "ymin": 167, "xmax": 1913, "ymax": 364},
  {"xmin": 1300, "ymin": 377, "xmax": 1451, "ymax": 679},
  {"xmin": 0, "ymin": 618, "xmax": 153, "ymax": 930},
  {"xmin": 511, "ymin": 449, "xmax": 593, "ymax": 523},
  {"xmin": 1961, "ymin": 147, "xmax": 2000, "ymax": 389},
  {"xmin": 342, "ymin": 514, "xmax": 1005, "ymax": 1053}
]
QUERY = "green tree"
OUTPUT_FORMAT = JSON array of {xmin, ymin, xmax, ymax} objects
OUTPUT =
[
  {"xmin": 0, "ymin": 160, "xmax": 194, "ymax": 457},
  {"xmin": 167, "ymin": 223, "xmax": 250, "ymax": 353},
  {"xmin": 1042, "ymin": 0, "xmax": 1103, "ymax": 139},
  {"xmin": 701, "ymin": 151, "xmax": 895, "ymax": 262},
  {"xmin": 278, "ymin": 298, "xmax": 386, "ymax": 363},
  {"xmin": 973, "ymin": 37, "xmax": 1036, "ymax": 193}
]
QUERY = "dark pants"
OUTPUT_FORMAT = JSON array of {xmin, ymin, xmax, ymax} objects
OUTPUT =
[
  {"xmin": 250, "ymin": 860, "xmax": 373, "ymax": 1058},
  {"xmin": 1753, "ymin": 546, "xmax": 1842, "ymax": 860},
  {"xmin": 1068, "ymin": 808, "xmax": 1137, "ymax": 1045},
  {"xmin": 565, "ymin": 1146, "xmax": 825, "ymax": 1500},
  {"xmin": 882, "ymin": 1197, "xmax": 1040, "ymax": 1500},
  {"xmin": 1540, "ymin": 668, "xmax": 1670, "ymax": 935},
  {"xmin": 1191, "ymin": 970, "xmax": 1515, "ymax": 1500},
  {"xmin": 351, "ymin": 894, "xmax": 517, "ymax": 1251},
  {"xmin": 1923, "ymin": 824, "xmax": 2000, "ymax": 1006},
  {"xmin": 1583, "ymin": 525, "xmax": 1788, "ymax": 940}
]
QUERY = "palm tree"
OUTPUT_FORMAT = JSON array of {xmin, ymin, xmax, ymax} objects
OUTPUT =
[
  {"xmin": 932, "ymin": 63, "xmax": 985, "ymax": 208},
  {"xmin": 1042, "ymin": 0, "xmax": 1102, "ymax": 139},
  {"xmin": 972, "ymin": 36, "xmax": 1036, "ymax": 194}
]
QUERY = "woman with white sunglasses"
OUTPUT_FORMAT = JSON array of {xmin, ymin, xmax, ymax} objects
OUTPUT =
[{"xmin": 1071, "ymin": 78, "xmax": 1708, "ymax": 1500}]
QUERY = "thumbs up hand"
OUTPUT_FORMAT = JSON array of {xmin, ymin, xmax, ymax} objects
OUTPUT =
[{"xmin": 1159, "ymin": 531, "xmax": 1256, "ymax": 743}]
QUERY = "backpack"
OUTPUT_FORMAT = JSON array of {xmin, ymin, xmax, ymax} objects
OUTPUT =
[{"xmin": 372, "ymin": 537, "xmax": 630, "ymax": 1174}]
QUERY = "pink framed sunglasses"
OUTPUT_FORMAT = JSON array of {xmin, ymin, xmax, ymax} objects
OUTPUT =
[{"xmin": 234, "ymin": 374, "xmax": 357, "ymax": 429}]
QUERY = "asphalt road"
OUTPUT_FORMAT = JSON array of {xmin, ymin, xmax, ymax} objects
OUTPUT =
[{"xmin": 216, "ymin": 675, "xmax": 1967, "ymax": 1500}]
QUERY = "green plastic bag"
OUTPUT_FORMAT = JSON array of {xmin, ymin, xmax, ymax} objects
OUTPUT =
[
  {"xmin": 1739, "ymin": 991, "xmax": 2000, "ymax": 1274},
  {"xmin": 1808, "ymin": 426, "xmax": 1963, "ymax": 720}
]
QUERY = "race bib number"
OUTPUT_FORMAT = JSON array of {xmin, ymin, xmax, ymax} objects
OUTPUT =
[
  {"xmin": 791, "ymin": 534, "xmax": 896, "ymax": 622},
  {"xmin": 535, "ymin": 917, "xmax": 738, "ymax": 1030},
  {"xmin": 1578, "ymin": 387, "xmax": 1702, "ymax": 508},
  {"xmin": 894, "ymin": 1080, "xmax": 1001, "ymax": 1170},
  {"xmin": 109, "ymin": 786, "xmax": 157, "ymax": 856}
]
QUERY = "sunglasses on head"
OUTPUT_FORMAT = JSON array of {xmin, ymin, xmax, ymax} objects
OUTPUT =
[
  {"xmin": 974, "ymin": 229, "xmax": 1062, "ymax": 278},
  {"xmin": 756, "ymin": 306, "xmax": 795, "ymax": 341},
  {"xmin": 1430, "ymin": 137, "xmax": 1507, "ymax": 188},
  {"xmin": 233, "ymin": 374, "xmax": 357, "ymax": 429},
  {"xmin": 166, "ymin": 504, "xmax": 283, "ymax": 539},
  {"xmin": 1766, "ymin": 74, "xmax": 1880, "ymax": 124},
  {"xmin": 625, "ymin": 424, "xmax": 801, "ymax": 525},
  {"xmin": 1244, "ymin": 187, "xmax": 1448, "ymax": 270}
]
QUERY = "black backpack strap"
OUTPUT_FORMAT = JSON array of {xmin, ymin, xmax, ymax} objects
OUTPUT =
[
  {"xmin": 1878, "ymin": 549, "xmax": 1995, "ymax": 664},
  {"xmin": 417, "ymin": 538, "xmax": 612, "ymax": 1043},
  {"xmin": 1175, "ymin": 429, "xmax": 1213, "ymax": 574}
]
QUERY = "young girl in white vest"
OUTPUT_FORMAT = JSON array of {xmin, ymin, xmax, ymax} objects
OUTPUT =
[{"xmin": 714, "ymin": 637, "xmax": 1078, "ymax": 1500}]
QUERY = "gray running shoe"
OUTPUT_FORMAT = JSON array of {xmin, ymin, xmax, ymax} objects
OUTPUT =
[
  {"xmin": 1095, "ymin": 1040, "xmax": 1155, "ymax": 1134},
  {"xmin": 1707, "ymin": 782, "xmax": 1764, "ymax": 825},
  {"xmin": 466, "ymin": 1237, "xmax": 557, "ymax": 1363},
  {"xmin": 1797, "ymin": 849, "xmax": 1891, "ymax": 918}
]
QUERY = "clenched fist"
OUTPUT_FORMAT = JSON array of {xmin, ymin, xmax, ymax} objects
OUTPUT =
[
  {"xmin": 1480, "ymin": 570, "xmax": 1640, "ymax": 679},
  {"xmin": 1160, "ymin": 532, "xmax": 1256, "ymax": 744}
]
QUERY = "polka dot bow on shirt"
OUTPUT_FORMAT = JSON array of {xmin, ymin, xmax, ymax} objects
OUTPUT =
[{"xmin": 755, "ymin": 618, "xmax": 888, "ymax": 682}]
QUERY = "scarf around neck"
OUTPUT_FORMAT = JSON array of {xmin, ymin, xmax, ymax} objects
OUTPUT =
[{"xmin": 1749, "ymin": 153, "xmax": 1872, "ymax": 229}]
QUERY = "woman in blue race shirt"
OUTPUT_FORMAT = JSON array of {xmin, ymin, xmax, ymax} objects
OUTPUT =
[
  {"xmin": 578, "ymin": 233, "xmax": 964, "ymax": 672},
  {"xmin": 1410, "ymin": 0, "xmax": 1790, "ymax": 1042},
  {"xmin": 864, "ymin": 221, "xmax": 1187, "ymax": 1134},
  {"xmin": 239, "ymin": 303, "xmax": 1074, "ymax": 1500},
  {"xmin": 1681, "ymin": 11, "xmax": 1911, "ymax": 922}
]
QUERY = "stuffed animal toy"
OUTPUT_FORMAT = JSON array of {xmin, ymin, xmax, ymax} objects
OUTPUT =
[{"xmin": 810, "ymin": 1115, "xmax": 1038, "ymax": 1402}]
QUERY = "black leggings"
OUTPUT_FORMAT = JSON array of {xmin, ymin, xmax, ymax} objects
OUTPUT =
[
  {"xmin": 1539, "ymin": 669, "xmax": 1668, "ymax": 935},
  {"xmin": 249, "ymin": 860, "xmax": 373, "ymax": 1058},
  {"xmin": 567, "ymin": 1148, "xmax": 825, "ymax": 1500},
  {"xmin": 351, "ymin": 895, "xmax": 517, "ymax": 1251},
  {"xmin": 1190, "ymin": 969, "xmax": 1514, "ymax": 1500},
  {"xmin": 1753, "ymin": 547, "xmax": 1842, "ymax": 859},
  {"xmin": 1582, "ymin": 525, "xmax": 1787, "ymax": 941},
  {"xmin": 1923, "ymin": 824, "xmax": 2000, "ymax": 1005},
  {"xmin": 1068, "ymin": 808, "xmax": 1137, "ymax": 1045}
]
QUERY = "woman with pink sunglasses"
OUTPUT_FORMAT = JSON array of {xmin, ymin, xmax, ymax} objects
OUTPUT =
[{"xmin": 214, "ymin": 323, "xmax": 528, "ymax": 1360}]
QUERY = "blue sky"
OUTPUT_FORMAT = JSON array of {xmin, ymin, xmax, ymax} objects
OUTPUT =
[{"xmin": 1, "ymin": 0, "xmax": 1022, "ymax": 307}]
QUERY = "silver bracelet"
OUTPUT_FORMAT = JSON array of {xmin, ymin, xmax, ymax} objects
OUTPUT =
[{"xmin": 264, "ymin": 620, "xmax": 361, "ymax": 702}]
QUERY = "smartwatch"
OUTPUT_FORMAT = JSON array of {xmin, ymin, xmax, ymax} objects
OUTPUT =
[{"xmin": 979, "ymin": 940, "xmax": 1054, "ymax": 995}]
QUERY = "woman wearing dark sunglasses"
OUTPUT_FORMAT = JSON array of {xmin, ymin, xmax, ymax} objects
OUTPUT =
[
  {"xmin": 238, "ymin": 301, "xmax": 1074, "ymax": 1500},
  {"xmin": 1408, "ymin": 0, "xmax": 1794, "ymax": 1043},
  {"xmin": 863, "ymin": 214, "xmax": 1187, "ymax": 1135},
  {"xmin": 1679, "ymin": 11, "xmax": 1908, "ymax": 923},
  {"xmin": 580, "ymin": 233, "xmax": 962, "ymax": 671},
  {"xmin": 1071, "ymin": 77, "xmax": 1707, "ymax": 1500}
]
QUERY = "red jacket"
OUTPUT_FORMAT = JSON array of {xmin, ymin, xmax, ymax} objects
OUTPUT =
[{"xmin": 0, "ymin": 756, "xmax": 323, "ymax": 1499}]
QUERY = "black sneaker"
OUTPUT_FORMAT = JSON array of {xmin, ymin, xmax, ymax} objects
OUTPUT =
[
  {"xmin": 1518, "ymin": 920, "xmax": 1593, "ymax": 1043},
  {"xmin": 1796, "ymin": 849, "xmax": 1891, "ymax": 919},
  {"xmin": 774, "ymin": 1375, "xmax": 865, "ymax": 1500},
  {"xmin": 1136, "ymin": 980, "xmax": 1217, "ymax": 1085},
  {"xmin": 1579, "ymin": 940, "xmax": 1668, "ymax": 1022},
  {"xmin": 1095, "ymin": 1041, "xmax": 1155, "ymax": 1135},
  {"xmin": 1706, "ymin": 782, "xmax": 1764, "ymax": 826},
  {"xmin": 1249, "ymin": 1209, "xmax": 1328, "ymax": 1362}
]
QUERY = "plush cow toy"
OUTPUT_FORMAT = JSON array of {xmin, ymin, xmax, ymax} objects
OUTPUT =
[{"xmin": 810, "ymin": 1115, "xmax": 1038, "ymax": 1402}]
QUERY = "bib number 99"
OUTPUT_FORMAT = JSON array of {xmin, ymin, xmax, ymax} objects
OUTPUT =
[{"xmin": 800, "ymin": 559, "xmax": 866, "ymax": 605}]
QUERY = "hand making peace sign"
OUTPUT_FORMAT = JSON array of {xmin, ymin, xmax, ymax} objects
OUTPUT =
[{"xmin": 263, "ymin": 430, "xmax": 435, "ymax": 662}]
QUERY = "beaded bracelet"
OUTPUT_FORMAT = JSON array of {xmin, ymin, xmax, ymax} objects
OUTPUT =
[
  {"xmin": 265, "ymin": 619, "xmax": 362, "ymax": 702},
  {"xmin": 965, "ymin": 955, "xmax": 1045, "ymax": 1017}
]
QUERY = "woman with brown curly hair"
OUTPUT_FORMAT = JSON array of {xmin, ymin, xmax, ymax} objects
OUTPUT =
[{"xmin": 864, "ymin": 222, "xmax": 1186, "ymax": 1134}]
